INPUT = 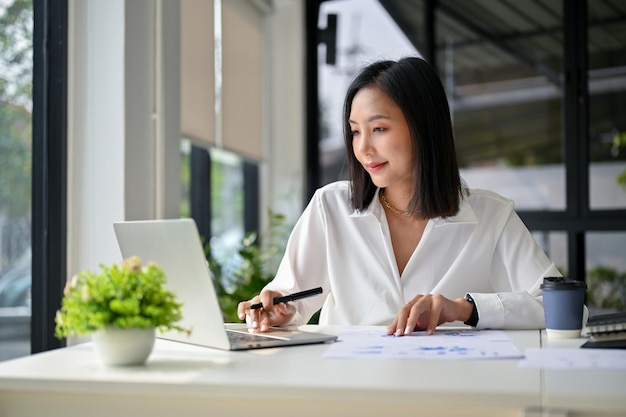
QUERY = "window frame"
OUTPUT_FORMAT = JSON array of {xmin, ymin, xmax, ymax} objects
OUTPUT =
[{"xmin": 32, "ymin": 0, "xmax": 68, "ymax": 353}]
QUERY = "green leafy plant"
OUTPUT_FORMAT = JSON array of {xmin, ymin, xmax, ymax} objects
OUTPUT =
[
  {"xmin": 207, "ymin": 210, "xmax": 291, "ymax": 323},
  {"xmin": 0, "ymin": 0, "xmax": 33, "ymax": 220},
  {"xmin": 615, "ymin": 131, "xmax": 626, "ymax": 190},
  {"xmin": 54, "ymin": 256, "xmax": 189, "ymax": 338},
  {"xmin": 586, "ymin": 266, "xmax": 626, "ymax": 312}
]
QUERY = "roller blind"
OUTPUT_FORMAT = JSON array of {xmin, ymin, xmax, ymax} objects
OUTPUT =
[
  {"xmin": 180, "ymin": 0, "xmax": 215, "ymax": 146},
  {"xmin": 221, "ymin": 0, "xmax": 264, "ymax": 160}
]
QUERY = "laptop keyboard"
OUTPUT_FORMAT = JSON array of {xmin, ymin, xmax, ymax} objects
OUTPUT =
[{"xmin": 227, "ymin": 330, "xmax": 274, "ymax": 343}]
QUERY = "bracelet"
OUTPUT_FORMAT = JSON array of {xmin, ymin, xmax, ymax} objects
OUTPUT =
[{"xmin": 464, "ymin": 294, "xmax": 479, "ymax": 327}]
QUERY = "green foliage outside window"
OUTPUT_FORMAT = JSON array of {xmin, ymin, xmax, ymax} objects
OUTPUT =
[
  {"xmin": 206, "ymin": 209, "xmax": 292, "ymax": 323},
  {"xmin": 0, "ymin": 0, "xmax": 32, "ymax": 219},
  {"xmin": 586, "ymin": 266, "xmax": 626, "ymax": 313},
  {"xmin": 614, "ymin": 131, "xmax": 626, "ymax": 189}
]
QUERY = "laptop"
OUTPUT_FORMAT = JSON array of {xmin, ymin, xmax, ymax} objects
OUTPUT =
[{"xmin": 113, "ymin": 218, "xmax": 337, "ymax": 350}]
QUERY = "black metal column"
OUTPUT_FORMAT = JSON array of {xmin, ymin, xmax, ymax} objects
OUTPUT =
[
  {"xmin": 305, "ymin": 0, "xmax": 323, "ymax": 203},
  {"xmin": 190, "ymin": 145, "xmax": 212, "ymax": 245},
  {"xmin": 563, "ymin": 0, "xmax": 589, "ymax": 282},
  {"xmin": 424, "ymin": 0, "xmax": 437, "ymax": 68},
  {"xmin": 32, "ymin": 0, "xmax": 68, "ymax": 352},
  {"xmin": 243, "ymin": 161, "xmax": 260, "ymax": 237}
]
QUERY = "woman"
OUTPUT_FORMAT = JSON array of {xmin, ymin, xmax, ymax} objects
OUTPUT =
[{"xmin": 238, "ymin": 57, "xmax": 561, "ymax": 336}]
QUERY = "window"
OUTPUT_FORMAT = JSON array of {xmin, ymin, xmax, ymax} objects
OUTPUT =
[
  {"xmin": 0, "ymin": 0, "xmax": 33, "ymax": 361},
  {"xmin": 182, "ymin": 140, "xmax": 258, "ymax": 295},
  {"xmin": 588, "ymin": 4, "xmax": 626, "ymax": 211},
  {"xmin": 586, "ymin": 232, "xmax": 626, "ymax": 314},
  {"xmin": 181, "ymin": 0, "xmax": 263, "ymax": 300},
  {"xmin": 586, "ymin": 2, "xmax": 626, "ymax": 313},
  {"xmin": 437, "ymin": 0, "xmax": 565, "ymax": 211}
]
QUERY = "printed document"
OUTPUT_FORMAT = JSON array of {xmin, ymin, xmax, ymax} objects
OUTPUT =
[{"xmin": 323, "ymin": 326, "xmax": 523, "ymax": 360}]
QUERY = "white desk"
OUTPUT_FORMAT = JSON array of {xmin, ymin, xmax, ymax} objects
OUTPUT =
[
  {"xmin": 539, "ymin": 331, "xmax": 626, "ymax": 416},
  {"xmin": 0, "ymin": 327, "xmax": 623, "ymax": 417}
]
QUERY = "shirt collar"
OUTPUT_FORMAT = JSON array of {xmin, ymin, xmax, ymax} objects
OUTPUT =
[
  {"xmin": 430, "ymin": 196, "xmax": 477, "ymax": 226},
  {"xmin": 349, "ymin": 188, "xmax": 385, "ymax": 220}
]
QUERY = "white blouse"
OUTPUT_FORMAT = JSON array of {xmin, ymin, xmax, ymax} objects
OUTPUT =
[{"xmin": 265, "ymin": 181, "xmax": 561, "ymax": 329}]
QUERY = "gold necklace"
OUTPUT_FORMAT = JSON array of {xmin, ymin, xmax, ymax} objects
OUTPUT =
[{"xmin": 380, "ymin": 190, "xmax": 413, "ymax": 217}]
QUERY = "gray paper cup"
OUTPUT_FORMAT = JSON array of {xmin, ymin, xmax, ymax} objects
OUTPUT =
[{"xmin": 541, "ymin": 277, "xmax": 587, "ymax": 338}]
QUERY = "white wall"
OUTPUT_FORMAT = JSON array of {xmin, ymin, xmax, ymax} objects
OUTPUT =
[
  {"xmin": 67, "ymin": 0, "xmax": 182, "ymax": 276},
  {"xmin": 262, "ymin": 0, "xmax": 306, "ymax": 225},
  {"xmin": 67, "ymin": 0, "xmax": 127, "ymax": 275}
]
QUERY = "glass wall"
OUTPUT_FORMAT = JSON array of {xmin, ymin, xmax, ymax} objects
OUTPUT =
[
  {"xmin": 585, "ymin": 1, "xmax": 626, "ymax": 313},
  {"xmin": 588, "ymin": 2, "xmax": 626, "ymax": 213},
  {"xmin": 586, "ymin": 232, "xmax": 626, "ymax": 315},
  {"xmin": 586, "ymin": 2, "xmax": 626, "ymax": 312},
  {"xmin": 180, "ymin": 141, "xmax": 246, "ymax": 291},
  {"xmin": 588, "ymin": 4, "xmax": 626, "ymax": 211},
  {"xmin": 0, "ymin": 0, "xmax": 32, "ymax": 361},
  {"xmin": 208, "ymin": 147, "xmax": 245, "ymax": 277},
  {"xmin": 438, "ymin": 0, "xmax": 565, "ymax": 211}
]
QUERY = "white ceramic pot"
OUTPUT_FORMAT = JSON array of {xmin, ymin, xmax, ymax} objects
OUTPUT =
[{"xmin": 91, "ymin": 326, "xmax": 155, "ymax": 366}]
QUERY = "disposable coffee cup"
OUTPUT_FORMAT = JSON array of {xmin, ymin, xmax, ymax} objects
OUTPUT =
[{"xmin": 541, "ymin": 277, "xmax": 587, "ymax": 338}]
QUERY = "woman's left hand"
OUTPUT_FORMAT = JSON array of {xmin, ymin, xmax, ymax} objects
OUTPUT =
[{"xmin": 386, "ymin": 293, "xmax": 473, "ymax": 336}]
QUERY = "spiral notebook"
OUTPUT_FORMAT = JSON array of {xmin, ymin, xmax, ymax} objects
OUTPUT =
[
  {"xmin": 113, "ymin": 219, "xmax": 337, "ymax": 351},
  {"xmin": 581, "ymin": 312, "xmax": 626, "ymax": 349}
]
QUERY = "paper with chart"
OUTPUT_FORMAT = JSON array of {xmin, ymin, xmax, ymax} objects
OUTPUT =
[{"xmin": 323, "ymin": 327, "xmax": 523, "ymax": 359}]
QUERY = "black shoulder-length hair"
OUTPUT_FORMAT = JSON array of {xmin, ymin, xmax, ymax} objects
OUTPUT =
[{"xmin": 343, "ymin": 56, "xmax": 463, "ymax": 218}]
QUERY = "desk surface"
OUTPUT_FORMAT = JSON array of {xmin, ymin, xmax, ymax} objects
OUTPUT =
[
  {"xmin": 540, "ymin": 331, "xmax": 626, "ymax": 415},
  {"xmin": 0, "ymin": 326, "xmax": 624, "ymax": 417}
]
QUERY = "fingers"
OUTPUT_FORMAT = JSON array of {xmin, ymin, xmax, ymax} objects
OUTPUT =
[
  {"xmin": 425, "ymin": 295, "xmax": 444, "ymax": 335},
  {"xmin": 237, "ymin": 299, "xmax": 253, "ymax": 321},
  {"xmin": 386, "ymin": 317, "xmax": 399, "ymax": 335},
  {"xmin": 238, "ymin": 290, "xmax": 297, "ymax": 332},
  {"xmin": 387, "ymin": 297, "xmax": 421, "ymax": 337},
  {"xmin": 394, "ymin": 301, "xmax": 416, "ymax": 336},
  {"xmin": 237, "ymin": 296, "xmax": 261, "ymax": 331},
  {"xmin": 392, "ymin": 294, "xmax": 450, "ymax": 336},
  {"xmin": 237, "ymin": 292, "xmax": 270, "ymax": 332}
]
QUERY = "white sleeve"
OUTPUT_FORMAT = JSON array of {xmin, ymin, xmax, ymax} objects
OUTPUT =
[{"xmin": 473, "ymin": 208, "xmax": 561, "ymax": 329}]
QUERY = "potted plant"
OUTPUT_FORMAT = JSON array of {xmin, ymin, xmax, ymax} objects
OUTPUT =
[{"xmin": 55, "ymin": 256, "xmax": 189, "ymax": 366}]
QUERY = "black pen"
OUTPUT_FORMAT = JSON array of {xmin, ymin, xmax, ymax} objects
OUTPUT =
[{"xmin": 247, "ymin": 287, "xmax": 323, "ymax": 310}]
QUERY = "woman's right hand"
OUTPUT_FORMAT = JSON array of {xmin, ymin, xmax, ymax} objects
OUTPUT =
[{"xmin": 237, "ymin": 289, "xmax": 297, "ymax": 332}]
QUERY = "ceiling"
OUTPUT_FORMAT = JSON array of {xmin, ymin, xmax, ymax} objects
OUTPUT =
[
  {"xmin": 378, "ymin": 0, "xmax": 626, "ymax": 101},
  {"xmin": 370, "ymin": 0, "xmax": 626, "ymax": 166}
]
